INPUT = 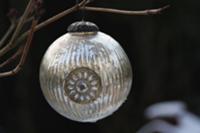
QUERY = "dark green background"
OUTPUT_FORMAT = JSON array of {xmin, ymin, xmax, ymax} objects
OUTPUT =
[{"xmin": 0, "ymin": 0, "xmax": 200, "ymax": 133}]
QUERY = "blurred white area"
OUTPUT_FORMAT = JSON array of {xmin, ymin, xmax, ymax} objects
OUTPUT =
[{"xmin": 137, "ymin": 101, "xmax": 200, "ymax": 133}]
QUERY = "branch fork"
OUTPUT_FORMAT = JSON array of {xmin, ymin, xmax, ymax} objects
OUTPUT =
[{"xmin": 0, "ymin": 0, "xmax": 170, "ymax": 78}]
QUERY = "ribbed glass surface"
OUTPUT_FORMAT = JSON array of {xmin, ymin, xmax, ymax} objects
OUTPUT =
[{"xmin": 39, "ymin": 32, "xmax": 132, "ymax": 122}]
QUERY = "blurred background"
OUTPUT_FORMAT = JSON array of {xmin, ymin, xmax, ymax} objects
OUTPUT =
[{"xmin": 0, "ymin": 0, "xmax": 200, "ymax": 133}]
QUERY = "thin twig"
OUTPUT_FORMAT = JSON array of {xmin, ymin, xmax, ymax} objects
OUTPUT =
[
  {"xmin": 0, "ymin": 17, "xmax": 34, "ymax": 49},
  {"xmin": 8, "ymin": 0, "xmax": 34, "ymax": 44},
  {"xmin": 25, "ymin": 16, "xmax": 35, "ymax": 24},
  {"xmin": 15, "ymin": 4, "xmax": 169, "ymax": 48},
  {"xmin": 0, "ymin": 22, "xmax": 16, "ymax": 48},
  {"xmin": 0, "ymin": 16, "xmax": 34, "ymax": 49},
  {"xmin": 0, "ymin": 0, "xmax": 88, "ymax": 59},
  {"xmin": 0, "ymin": 0, "xmax": 34, "ymax": 58},
  {"xmin": 82, "ymin": 5, "xmax": 170, "ymax": 15},
  {"xmin": 0, "ymin": 19, "xmax": 38, "ymax": 78},
  {"xmin": 0, "ymin": 46, "xmax": 23, "ymax": 68},
  {"xmin": 0, "ymin": 0, "xmax": 170, "ymax": 78},
  {"xmin": 35, "ymin": 0, "xmax": 87, "ymax": 30}
]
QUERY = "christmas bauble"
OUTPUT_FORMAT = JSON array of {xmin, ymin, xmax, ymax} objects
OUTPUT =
[{"xmin": 39, "ymin": 21, "xmax": 132, "ymax": 122}]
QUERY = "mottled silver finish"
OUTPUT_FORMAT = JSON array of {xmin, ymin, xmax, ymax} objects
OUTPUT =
[{"xmin": 39, "ymin": 31, "xmax": 132, "ymax": 122}]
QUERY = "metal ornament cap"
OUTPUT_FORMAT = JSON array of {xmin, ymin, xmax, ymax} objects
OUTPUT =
[
  {"xmin": 39, "ymin": 21, "xmax": 132, "ymax": 123},
  {"xmin": 67, "ymin": 21, "xmax": 99, "ymax": 33}
]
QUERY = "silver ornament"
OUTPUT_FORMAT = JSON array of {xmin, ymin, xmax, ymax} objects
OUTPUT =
[{"xmin": 39, "ymin": 21, "xmax": 132, "ymax": 122}]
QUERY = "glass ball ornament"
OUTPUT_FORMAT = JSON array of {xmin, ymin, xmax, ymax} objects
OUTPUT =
[{"xmin": 39, "ymin": 21, "xmax": 132, "ymax": 122}]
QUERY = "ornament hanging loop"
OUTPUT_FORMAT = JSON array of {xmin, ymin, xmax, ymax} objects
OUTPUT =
[
  {"xmin": 82, "ymin": 3, "xmax": 86, "ymax": 21},
  {"xmin": 76, "ymin": 0, "xmax": 86, "ymax": 21}
]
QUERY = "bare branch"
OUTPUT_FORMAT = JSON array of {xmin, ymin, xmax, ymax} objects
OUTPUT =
[
  {"xmin": 0, "ymin": 0, "xmax": 89, "ymax": 59},
  {"xmin": 0, "ymin": 15, "xmax": 34, "ymax": 49},
  {"xmin": 0, "ymin": 19, "xmax": 38, "ymax": 78},
  {"xmin": 0, "ymin": 46, "xmax": 23, "ymax": 68},
  {"xmin": 15, "ymin": 4, "xmax": 170, "ymax": 48},
  {"xmin": 25, "ymin": 16, "xmax": 35, "ymax": 24},
  {"xmin": 0, "ymin": 8, "xmax": 18, "ymax": 48},
  {"xmin": 30, "ymin": 0, "xmax": 88, "ymax": 32},
  {"xmin": 0, "ymin": 22, "xmax": 16, "ymax": 48},
  {"xmin": 0, "ymin": 0, "xmax": 170, "ymax": 78},
  {"xmin": 82, "ymin": 5, "xmax": 170, "ymax": 15},
  {"xmin": 15, "ymin": 0, "xmax": 88, "ymax": 45},
  {"xmin": 0, "ymin": 0, "xmax": 34, "ymax": 58}
]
